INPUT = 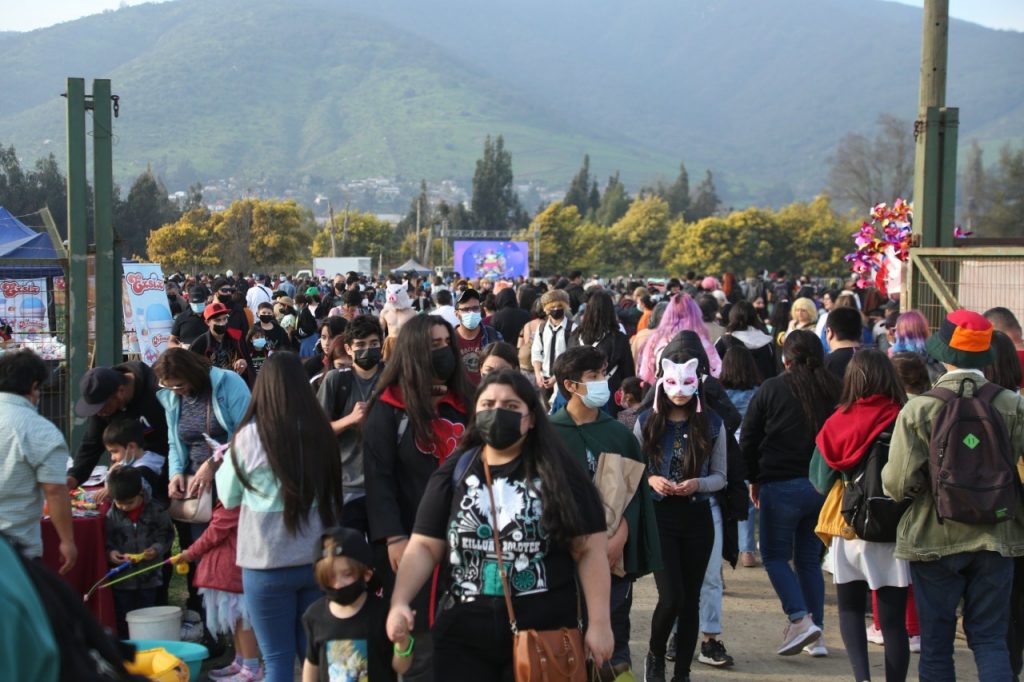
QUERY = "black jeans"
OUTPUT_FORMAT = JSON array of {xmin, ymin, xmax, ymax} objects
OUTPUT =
[
  {"xmin": 113, "ymin": 587, "xmax": 158, "ymax": 639},
  {"xmin": 836, "ymin": 581, "xmax": 908, "ymax": 682},
  {"xmin": 433, "ymin": 598, "xmax": 516, "ymax": 682},
  {"xmin": 650, "ymin": 498, "xmax": 714, "ymax": 677},
  {"xmin": 1009, "ymin": 556, "xmax": 1024, "ymax": 677}
]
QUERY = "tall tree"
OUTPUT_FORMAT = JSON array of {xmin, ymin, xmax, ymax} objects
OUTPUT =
[
  {"xmin": 827, "ymin": 114, "xmax": 913, "ymax": 210},
  {"xmin": 663, "ymin": 162, "xmax": 690, "ymax": 219},
  {"xmin": 960, "ymin": 140, "xmax": 987, "ymax": 232},
  {"xmin": 564, "ymin": 154, "xmax": 592, "ymax": 216},
  {"xmin": 595, "ymin": 172, "xmax": 631, "ymax": 226},
  {"xmin": 689, "ymin": 170, "xmax": 721, "ymax": 221},
  {"xmin": 470, "ymin": 135, "xmax": 522, "ymax": 230},
  {"xmin": 983, "ymin": 144, "xmax": 1024, "ymax": 238},
  {"xmin": 114, "ymin": 168, "xmax": 181, "ymax": 258}
]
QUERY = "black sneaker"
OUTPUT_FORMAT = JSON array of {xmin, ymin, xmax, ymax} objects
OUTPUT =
[
  {"xmin": 698, "ymin": 639, "xmax": 734, "ymax": 667},
  {"xmin": 644, "ymin": 652, "xmax": 667, "ymax": 682}
]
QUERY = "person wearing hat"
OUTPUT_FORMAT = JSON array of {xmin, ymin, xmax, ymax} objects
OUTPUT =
[
  {"xmin": 169, "ymin": 284, "xmax": 211, "ymax": 349},
  {"xmin": 882, "ymin": 309, "xmax": 1024, "ymax": 681},
  {"xmin": 303, "ymin": 527, "xmax": 411, "ymax": 681},
  {"xmin": 211, "ymin": 277, "xmax": 249, "ymax": 338},
  {"xmin": 187, "ymin": 302, "xmax": 251, "ymax": 383},
  {"xmin": 69, "ymin": 362, "xmax": 169, "ymax": 490},
  {"xmin": 531, "ymin": 289, "xmax": 575, "ymax": 396}
]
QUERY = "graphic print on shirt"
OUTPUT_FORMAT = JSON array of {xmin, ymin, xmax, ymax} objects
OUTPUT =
[
  {"xmin": 415, "ymin": 419, "xmax": 465, "ymax": 462},
  {"xmin": 447, "ymin": 473, "xmax": 548, "ymax": 597},
  {"xmin": 326, "ymin": 638, "xmax": 368, "ymax": 682}
]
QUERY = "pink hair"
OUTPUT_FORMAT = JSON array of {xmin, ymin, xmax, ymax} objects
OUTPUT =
[{"xmin": 637, "ymin": 293, "xmax": 722, "ymax": 384}]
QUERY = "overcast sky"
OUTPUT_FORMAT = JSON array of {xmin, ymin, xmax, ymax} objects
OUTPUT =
[{"xmin": 2, "ymin": 0, "xmax": 1023, "ymax": 32}]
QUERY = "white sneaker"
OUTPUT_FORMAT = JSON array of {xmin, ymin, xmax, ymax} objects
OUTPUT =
[
  {"xmin": 803, "ymin": 635, "xmax": 828, "ymax": 657},
  {"xmin": 909, "ymin": 635, "xmax": 921, "ymax": 653},
  {"xmin": 777, "ymin": 615, "xmax": 822, "ymax": 656},
  {"xmin": 866, "ymin": 624, "xmax": 884, "ymax": 645}
]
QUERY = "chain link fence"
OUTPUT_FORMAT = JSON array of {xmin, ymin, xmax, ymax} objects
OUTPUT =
[{"xmin": 907, "ymin": 247, "xmax": 1024, "ymax": 331}]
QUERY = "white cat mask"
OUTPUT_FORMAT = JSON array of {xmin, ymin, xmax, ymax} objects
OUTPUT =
[{"xmin": 655, "ymin": 357, "xmax": 701, "ymax": 412}]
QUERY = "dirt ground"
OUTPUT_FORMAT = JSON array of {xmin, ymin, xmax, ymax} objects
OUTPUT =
[{"xmin": 628, "ymin": 560, "xmax": 981, "ymax": 681}]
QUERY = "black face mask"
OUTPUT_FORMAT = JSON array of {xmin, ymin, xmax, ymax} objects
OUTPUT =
[
  {"xmin": 324, "ymin": 579, "xmax": 366, "ymax": 605},
  {"xmin": 476, "ymin": 408, "xmax": 525, "ymax": 450},
  {"xmin": 218, "ymin": 294, "xmax": 232, "ymax": 305},
  {"xmin": 548, "ymin": 308, "xmax": 566, "ymax": 321},
  {"xmin": 431, "ymin": 347, "xmax": 457, "ymax": 382},
  {"xmin": 258, "ymin": 314, "xmax": 274, "ymax": 324},
  {"xmin": 353, "ymin": 347, "xmax": 382, "ymax": 371},
  {"xmin": 212, "ymin": 323, "xmax": 228, "ymax": 335}
]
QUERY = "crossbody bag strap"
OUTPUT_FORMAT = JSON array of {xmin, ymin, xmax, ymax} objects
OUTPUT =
[{"xmin": 481, "ymin": 453, "xmax": 520, "ymax": 634}]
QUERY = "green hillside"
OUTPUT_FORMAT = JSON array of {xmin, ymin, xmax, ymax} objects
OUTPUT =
[{"xmin": 0, "ymin": 0, "xmax": 1021, "ymax": 202}]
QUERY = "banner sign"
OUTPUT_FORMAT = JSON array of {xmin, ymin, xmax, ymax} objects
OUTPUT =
[
  {"xmin": 123, "ymin": 264, "xmax": 172, "ymax": 365},
  {"xmin": 0, "ymin": 277, "xmax": 50, "ymax": 340}
]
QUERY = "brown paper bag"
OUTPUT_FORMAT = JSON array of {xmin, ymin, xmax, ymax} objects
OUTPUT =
[{"xmin": 594, "ymin": 452, "xmax": 646, "ymax": 577}]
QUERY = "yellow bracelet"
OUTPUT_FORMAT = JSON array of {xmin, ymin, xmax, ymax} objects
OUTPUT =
[{"xmin": 394, "ymin": 635, "xmax": 415, "ymax": 657}]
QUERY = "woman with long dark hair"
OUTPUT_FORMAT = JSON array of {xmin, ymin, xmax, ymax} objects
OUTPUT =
[
  {"xmin": 716, "ymin": 300, "xmax": 776, "ymax": 384},
  {"xmin": 740, "ymin": 330, "xmax": 841, "ymax": 657},
  {"xmin": 215, "ymin": 351, "xmax": 344, "ymax": 681},
  {"xmin": 363, "ymin": 314, "xmax": 472, "ymax": 681},
  {"xmin": 635, "ymin": 351, "xmax": 727, "ymax": 682},
  {"xmin": 809, "ymin": 349, "xmax": 910, "ymax": 682},
  {"xmin": 571, "ymin": 289, "xmax": 635, "ymax": 414},
  {"xmin": 385, "ymin": 370, "xmax": 613, "ymax": 680}
]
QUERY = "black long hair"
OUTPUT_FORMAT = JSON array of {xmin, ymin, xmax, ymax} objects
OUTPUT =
[
  {"xmin": 456, "ymin": 370, "xmax": 594, "ymax": 550},
  {"xmin": 230, "ymin": 351, "xmax": 343, "ymax": 533},
  {"xmin": 640, "ymin": 350, "xmax": 713, "ymax": 477},
  {"xmin": 985, "ymin": 330, "xmax": 1023, "ymax": 391},
  {"xmin": 576, "ymin": 289, "xmax": 617, "ymax": 345},
  {"xmin": 365, "ymin": 315, "xmax": 472, "ymax": 447},
  {"xmin": 838, "ymin": 348, "xmax": 906, "ymax": 410},
  {"xmin": 782, "ymin": 330, "xmax": 841, "ymax": 432}
]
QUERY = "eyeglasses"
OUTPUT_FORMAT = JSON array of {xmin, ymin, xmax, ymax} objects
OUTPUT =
[{"xmin": 159, "ymin": 381, "xmax": 187, "ymax": 391}]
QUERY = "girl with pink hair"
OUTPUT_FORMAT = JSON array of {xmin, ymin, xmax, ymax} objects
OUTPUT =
[
  {"xmin": 888, "ymin": 310, "xmax": 930, "ymax": 357},
  {"xmin": 638, "ymin": 293, "xmax": 721, "ymax": 385}
]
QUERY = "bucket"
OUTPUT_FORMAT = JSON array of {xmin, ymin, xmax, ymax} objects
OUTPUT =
[
  {"xmin": 125, "ymin": 640, "xmax": 209, "ymax": 681},
  {"xmin": 126, "ymin": 606, "xmax": 182, "ymax": 642}
]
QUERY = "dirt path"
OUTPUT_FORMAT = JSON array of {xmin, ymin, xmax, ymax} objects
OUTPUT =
[{"xmin": 628, "ymin": 561, "xmax": 981, "ymax": 681}]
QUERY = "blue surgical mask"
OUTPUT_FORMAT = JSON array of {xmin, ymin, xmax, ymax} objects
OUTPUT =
[
  {"xmin": 252, "ymin": 338, "xmax": 267, "ymax": 350},
  {"xmin": 461, "ymin": 311, "xmax": 482, "ymax": 330},
  {"xmin": 191, "ymin": 302, "xmax": 206, "ymax": 314},
  {"xmin": 577, "ymin": 379, "xmax": 610, "ymax": 409}
]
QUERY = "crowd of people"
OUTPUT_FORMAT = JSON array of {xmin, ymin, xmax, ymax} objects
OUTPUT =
[{"xmin": 3, "ymin": 265, "xmax": 1024, "ymax": 682}]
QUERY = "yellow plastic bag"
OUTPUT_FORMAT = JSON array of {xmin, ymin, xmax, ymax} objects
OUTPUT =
[
  {"xmin": 814, "ymin": 479, "xmax": 856, "ymax": 546},
  {"xmin": 125, "ymin": 647, "xmax": 190, "ymax": 682}
]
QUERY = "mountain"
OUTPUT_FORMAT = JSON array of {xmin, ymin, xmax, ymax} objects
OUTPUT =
[{"xmin": 1, "ymin": 0, "xmax": 1021, "ymax": 204}]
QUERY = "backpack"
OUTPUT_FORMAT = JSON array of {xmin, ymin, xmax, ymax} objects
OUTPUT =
[
  {"xmin": 840, "ymin": 422, "xmax": 912, "ymax": 542},
  {"xmin": 924, "ymin": 378, "xmax": 1018, "ymax": 525}
]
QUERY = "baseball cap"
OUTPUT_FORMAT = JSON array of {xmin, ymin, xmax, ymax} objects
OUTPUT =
[
  {"xmin": 203, "ymin": 301, "xmax": 231, "ymax": 321},
  {"xmin": 314, "ymin": 527, "xmax": 373, "ymax": 567},
  {"xmin": 75, "ymin": 367, "xmax": 128, "ymax": 417}
]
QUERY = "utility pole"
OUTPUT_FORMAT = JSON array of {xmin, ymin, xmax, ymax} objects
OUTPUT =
[
  {"xmin": 327, "ymin": 200, "xmax": 338, "ymax": 257},
  {"xmin": 341, "ymin": 201, "xmax": 350, "ymax": 257},
  {"xmin": 415, "ymin": 198, "xmax": 421, "ymax": 263},
  {"xmin": 913, "ymin": 0, "xmax": 958, "ymax": 247},
  {"xmin": 533, "ymin": 223, "xmax": 540, "ymax": 274}
]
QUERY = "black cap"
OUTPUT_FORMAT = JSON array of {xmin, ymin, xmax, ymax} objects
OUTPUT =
[
  {"xmin": 75, "ymin": 368, "xmax": 128, "ymax": 417},
  {"xmin": 314, "ymin": 527, "xmax": 373, "ymax": 567},
  {"xmin": 188, "ymin": 284, "xmax": 209, "ymax": 301}
]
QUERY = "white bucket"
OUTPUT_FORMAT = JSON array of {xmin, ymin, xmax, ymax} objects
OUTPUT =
[{"xmin": 126, "ymin": 606, "xmax": 182, "ymax": 642}]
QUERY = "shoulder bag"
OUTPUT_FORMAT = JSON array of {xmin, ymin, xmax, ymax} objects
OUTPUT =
[
  {"xmin": 481, "ymin": 454, "xmax": 587, "ymax": 682},
  {"xmin": 168, "ymin": 399, "xmax": 214, "ymax": 524}
]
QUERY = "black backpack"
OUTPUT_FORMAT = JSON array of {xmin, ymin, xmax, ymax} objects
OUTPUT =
[
  {"xmin": 924, "ymin": 379, "xmax": 1019, "ymax": 525},
  {"xmin": 841, "ymin": 422, "xmax": 912, "ymax": 542}
]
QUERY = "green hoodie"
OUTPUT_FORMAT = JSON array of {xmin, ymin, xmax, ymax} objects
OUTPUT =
[{"xmin": 549, "ymin": 408, "xmax": 662, "ymax": 577}]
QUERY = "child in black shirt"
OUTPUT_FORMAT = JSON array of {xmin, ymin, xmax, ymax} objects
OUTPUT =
[{"xmin": 302, "ymin": 528, "xmax": 412, "ymax": 682}]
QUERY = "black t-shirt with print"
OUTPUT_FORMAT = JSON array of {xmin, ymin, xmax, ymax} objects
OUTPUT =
[
  {"xmin": 413, "ymin": 448, "xmax": 605, "ymax": 630},
  {"xmin": 303, "ymin": 593, "xmax": 395, "ymax": 682}
]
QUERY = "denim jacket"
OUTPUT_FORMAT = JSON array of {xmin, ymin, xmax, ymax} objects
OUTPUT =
[{"xmin": 634, "ymin": 409, "xmax": 727, "ymax": 502}]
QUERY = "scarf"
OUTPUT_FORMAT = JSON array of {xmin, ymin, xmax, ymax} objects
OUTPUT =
[{"xmin": 815, "ymin": 394, "xmax": 901, "ymax": 471}]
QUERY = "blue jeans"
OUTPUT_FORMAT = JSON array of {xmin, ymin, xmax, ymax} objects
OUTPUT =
[
  {"xmin": 737, "ymin": 481, "xmax": 758, "ymax": 553},
  {"xmin": 242, "ymin": 564, "xmax": 322, "ymax": 682},
  {"xmin": 911, "ymin": 551, "xmax": 1014, "ymax": 682},
  {"xmin": 758, "ymin": 477, "xmax": 824, "ymax": 626},
  {"xmin": 699, "ymin": 500, "xmax": 724, "ymax": 634}
]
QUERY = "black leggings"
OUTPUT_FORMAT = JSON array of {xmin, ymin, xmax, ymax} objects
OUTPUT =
[
  {"xmin": 650, "ymin": 498, "xmax": 714, "ymax": 676},
  {"xmin": 836, "ymin": 581, "xmax": 909, "ymax": 682}
]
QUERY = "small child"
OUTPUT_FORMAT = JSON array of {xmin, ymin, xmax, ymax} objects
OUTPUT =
[
  {"xmin": 302, "ymin": 528, "xmax": 411, "ymax": 682},
  {"xmin": 105, "ymin": 467, "xmax": 174, "ymax": 639},
  {"xmin": 176, "ymin": 502, "xmax": 263, "ymax": 681},
  {"xmin": 95, "ymin": 418, "xmax": 167, "ymax": 505},
  {"xmin": 246, "ymin": 326, "xmax": 270, "ymax": 377},
  {"xmin": 615, "ymin": 376, "xmax": 646, "ymax": 431}
]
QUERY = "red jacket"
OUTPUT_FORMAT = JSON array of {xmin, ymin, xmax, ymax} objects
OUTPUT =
[{"xmin": 187, "ymin": 503, "xmax": 242, "ymax": 593}]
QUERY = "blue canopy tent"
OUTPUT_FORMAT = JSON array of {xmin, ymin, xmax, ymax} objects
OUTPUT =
[{"xmin": 0, "ymin": 206, "xmax": 64, "ymax": 277}]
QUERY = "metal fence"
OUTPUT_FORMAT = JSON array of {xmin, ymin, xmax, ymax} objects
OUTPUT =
[
  {"xmin": 0, "ymin": 261, "xmax": 72, "ymax": 441},
  {"xmin": 906, "ymin": 247, "xmax": 1024, "ymax": 331}
]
